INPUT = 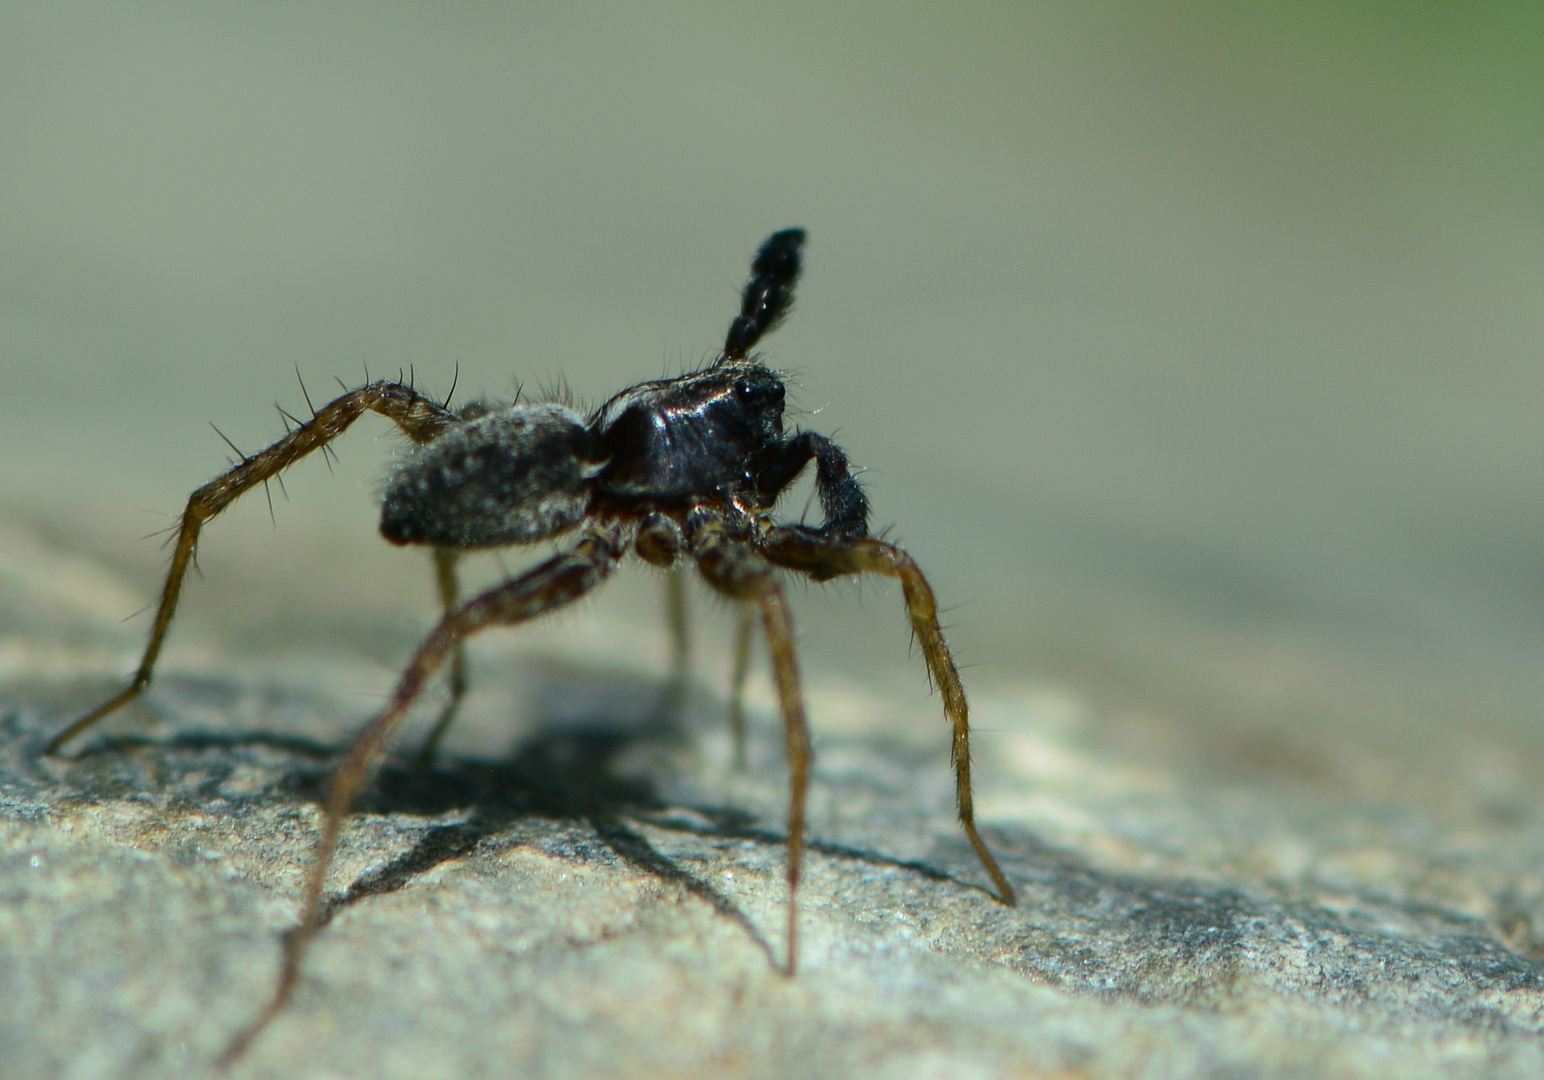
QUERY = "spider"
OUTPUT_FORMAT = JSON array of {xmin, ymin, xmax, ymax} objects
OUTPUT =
[{"xmin": 48, "ymin": 228, "xmax": 1016, "ymax": 1061}]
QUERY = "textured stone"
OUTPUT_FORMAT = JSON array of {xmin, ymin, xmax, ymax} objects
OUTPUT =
[{"xmin": 5, "ymin": 514, "xmax": 1544, "ymax": 1080}]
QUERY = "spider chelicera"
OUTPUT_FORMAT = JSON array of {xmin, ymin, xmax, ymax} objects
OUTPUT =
[{"xmin": 48, "ymin": 229, "xmax": 1016, "ymax": 1060}]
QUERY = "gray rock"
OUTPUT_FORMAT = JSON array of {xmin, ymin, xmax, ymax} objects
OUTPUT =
[{"xmin": 5, "ymin": 515, "xmax": 1544, "ymax": 1080}]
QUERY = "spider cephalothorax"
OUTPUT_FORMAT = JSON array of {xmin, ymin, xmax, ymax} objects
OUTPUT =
[{"xmin": 49, "ymin": 229, "xmax": 1014, "ymax": 1065}]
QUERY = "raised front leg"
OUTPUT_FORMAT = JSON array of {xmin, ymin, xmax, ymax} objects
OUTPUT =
[
  {"xmin": 48, "ymin": 381, "xmax": 458, "ymax": 753},
  {"xmin": 721, "ymin": 228, "xmax": 806, "ymax": 362}
]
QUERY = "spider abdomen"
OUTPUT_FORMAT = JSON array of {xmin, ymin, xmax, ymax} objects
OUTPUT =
[{"xmin": 380, "ymin": 403, "xmax": 595, "ymax": 548}]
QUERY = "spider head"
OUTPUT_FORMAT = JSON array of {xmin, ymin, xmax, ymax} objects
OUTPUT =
[
  {"xmin": 713, "ymin": 360, "xmax": 787, "ymax": 446},
  {"xmin": 584, "ymin": 361, "xmax": 788, "ymax": 503}
]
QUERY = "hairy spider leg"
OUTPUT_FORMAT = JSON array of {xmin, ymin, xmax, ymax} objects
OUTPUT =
[
  {"xmin": 634, "ymin": 568, "xmax": 696, "ymax": 734},
  {"xmin": 689, "ymin": 515, "xmax": 812, "ymax": 974},
  {"xmin": 413, "ymin": 547, "xmax": 470, "ymax": 765},
  {"xmin": 47, "ymin": 381, "xmax": 459, "ymax": 754},
  {"xmin": 665, "ymin": 566, "xmax": 690, "ymax": 684},
  {"xmin": 728, "ymin": 602, "xmax": 756, "ymax": 770},
  {"xmin": 663, "ymin": 565, "xmax": 758, "ymax": 771},
  {"xmin": 217, "ymin": 528, "xmax": 624, "ymax": 1067},
  {"xmin": 760, "ymin": 526, "xmax": 1016, "ymax": 907},
  {"xmin": 751, "ymin": 430, "xmax": 871, "ymax": 539}
]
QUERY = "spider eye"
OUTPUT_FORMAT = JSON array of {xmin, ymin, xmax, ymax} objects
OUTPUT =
[{"xmin": 733, "ymin": 378, "xmax": 783, "ymax": 405}]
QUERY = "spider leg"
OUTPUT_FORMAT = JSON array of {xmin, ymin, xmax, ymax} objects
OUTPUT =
[
  {"xmin": 728, "ymin": 601, "xmax": 755, "ymax": 770},
  {"xmin": 633, "ymin": 516, "xmax": 695, "ymax": 727},
  {"xmin": 637, "ymin": 566, "xmax": 694, "ymax": 736},
  {"xmin": 690, "ymin": 516, "xmax": 810, "ymax": 974},
  {"xmin": 750, "ymin": 431, "xmax": 870, "ymax": 539},
  {"xmin": 413, "ymin": 548, "xmax": 470, "ymax": 765},
  {"xmin": 218, "ymin": 527, "xmax": 623, "ymax": 1067},
  {"xmin": 665, "ymin": 565, "xmax": 690, "ymax": 684},
  {"xmin": 759, "ymin": 526, "xmax": 1016, "ymax": 906},
  {"xmin": 47, "ymin": 381, "xmax": 458, "ymax": 754}
]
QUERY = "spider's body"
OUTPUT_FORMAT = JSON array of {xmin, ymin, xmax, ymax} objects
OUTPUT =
[
  {"xmin": 380, "ymin": 359, "xmax": 833, "ymax": 549},
  {"xmin": 588, "ymin": 362, "xmax": 789, "ymax": 505},
  {"xmin": 381, "ymin": 231, "xmax": 865, "ymax": 554},
  {"xmin": 49, "ymin": 229, "xmax": 1013, "ymax": 1065}
]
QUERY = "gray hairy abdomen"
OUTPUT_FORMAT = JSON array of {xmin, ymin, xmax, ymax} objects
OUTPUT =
[{"xmin": 379, "ymin": 404, "xmax": 593, "ymax": 549}]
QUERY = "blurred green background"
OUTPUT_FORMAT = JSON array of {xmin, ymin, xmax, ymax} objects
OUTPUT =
[{"xmin": 4, "ymin": 3, "xmax": 1544, "ymax": 758}]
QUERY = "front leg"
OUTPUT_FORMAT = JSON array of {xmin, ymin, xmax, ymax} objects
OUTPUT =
[
  {"xmin": 758, "ymin": 525, "xmax": 1016, "ymax": 906},
  {"xmin": 690, "ymin": 514, "xmax": 812, "ymax": 975}
]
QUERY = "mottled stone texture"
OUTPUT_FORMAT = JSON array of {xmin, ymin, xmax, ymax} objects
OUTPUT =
[{"xmin": 5, "ymin": 513, "xmax": 1544, "ymax": 1080}]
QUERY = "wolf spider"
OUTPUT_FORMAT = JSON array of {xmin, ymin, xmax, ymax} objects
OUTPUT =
[{"xmin": 49, "ymin": 228, "xmax": 1015, "ymax": 1061}]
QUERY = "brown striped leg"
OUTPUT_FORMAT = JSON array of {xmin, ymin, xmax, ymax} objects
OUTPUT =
[
  {"xmin": 48, "ymin": 381, "xmax": 459, "ymax": 754},
  {"xmin": 413, "ymin": 548, "xmax": 470, "ymax": 765},
  {"xmin": 665, "ymin": 566, "xmax": 690, "ymax": 684},
  {"xmin": 692, "ymin": 519, "xmax": 811, "ymax": 974},
  {"xmin": 759, "ymin": 527, "xmax": 1015, "ymax": 906},
  {"xmin": 728, "ymin": 601, "xmax": 756, "ymax": 770},
  {"xmin": 633, "ymin": 516, "xmax": 692, "ymax": 729},
  {"xmin": 217, "ymin": 529, "xmax": 622, "ymax": 1067}
]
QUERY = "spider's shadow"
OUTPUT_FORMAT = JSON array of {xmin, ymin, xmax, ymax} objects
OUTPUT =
[
  {"xmin": 47, "ymin": 660, "xmax": 999, "ymax": 965},
  {"xmin": 304, "ymin": 663, "xmax": 779, "ymax": 965}
]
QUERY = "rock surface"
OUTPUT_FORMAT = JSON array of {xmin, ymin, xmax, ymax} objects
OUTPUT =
[{"xmin": 5, "ymin": 512, "xmax": 1544, "ymax": 1080}]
